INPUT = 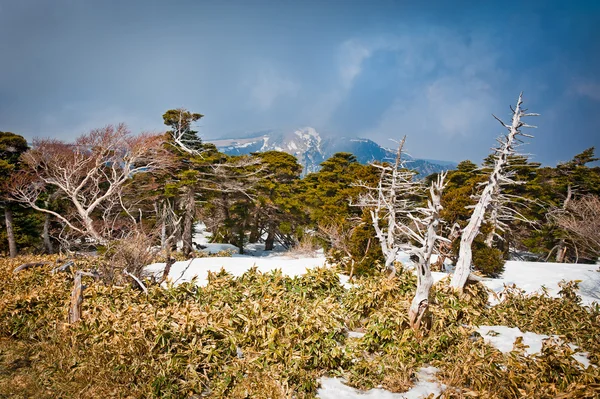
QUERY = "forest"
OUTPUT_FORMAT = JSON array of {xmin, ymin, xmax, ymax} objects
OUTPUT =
[
  {"xmin": 2, "ymin": 101, "xmax": 599, "ymax": 272},
  {"xmin": 1, "ymin": 95, "xmax": 599, "ymax": 398}
]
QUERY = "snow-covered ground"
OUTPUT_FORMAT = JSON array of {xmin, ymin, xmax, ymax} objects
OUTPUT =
[
  {"xmin": 476, "ymin": 325, "xmax": 592, "ymax": 369},
  {"xmin": 431, "ymin": 261, "xmax": 600, "ymax": 306},
  {"xmin": 145, "ymin": 255, "xmax": 328, "ymax": 286},
  {"xmin": 482, "ymin": 261, "xmax": 600, "ymax": 306},
  {"xmin": 318, "ymin": 367, "xmax": 444, "ymax": 399},
  {"xmin": 146, "ymin": 227, "xmax": 599, "ymax": 399}
]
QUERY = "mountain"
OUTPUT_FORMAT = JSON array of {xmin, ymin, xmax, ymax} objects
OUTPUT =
[{"xmin": 209, "ymin": 127, "xmax": 456, "ymax": 177}]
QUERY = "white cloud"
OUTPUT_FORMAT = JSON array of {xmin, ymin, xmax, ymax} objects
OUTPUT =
[
  {"xmin": 249, "ymin": 65, "xmax": 299, "ymax": 111},
  {"xmin": 307, "ymin": 38, "xmax": 387, "ymax": 125},
  {"xmin": 572, "ymin": 80, "xmax": 600, "ymax": 101},
  {"xmin": 360, "ymin": 29, "xmax": 505, "ymax": 143},
  {"xmin": 308, "ymin": 29, "xmax": 504, "ymax": 136},
  {"xmin": 339, "ymin": 39, "xmax": 373, "ymax": 88}
]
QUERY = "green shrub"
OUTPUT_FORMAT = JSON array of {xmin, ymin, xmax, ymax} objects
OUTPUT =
[{"xmin": 472, "ymin": 241, "xmax": 505, "ymax": 276}]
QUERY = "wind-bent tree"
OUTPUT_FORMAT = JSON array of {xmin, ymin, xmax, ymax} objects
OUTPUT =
[
  {"xmin": 355, "ymin": 136, "xmax": 419, "ymax": 276},
  {"xmin": 11, "ymin": 124, "xmax": 169, "ymax": 246},
  {"xmin": 163, "ymin": 108, "xmax": 205, "ymax": 155},
  {"xmin": 451, "ymin": 93, "xmax": 538, "ymax": 290},
  {"xmin": 163, "ymin": 109, "xmax": 205, "ymax": 256},
  {"xmin": 0, "ymin": 131, "xmax": 29, "ymax": 257},
  {"xmin": 405, "ymin": 172, "xmax": 447, "ymax": 329}
]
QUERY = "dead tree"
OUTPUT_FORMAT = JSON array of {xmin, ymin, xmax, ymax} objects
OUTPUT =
[
  {"xmin": 10, "ymin": 125, "xmax": 171, "ymax": 245},
  {"xmin": 404, "ymin": 173, "xmax": 447, "ymax": 329},
  {"xmin": 451, "ymin": 93, "xmax": 538, "ymax": 290},
  {"xmin": 4, "ymin": 208, "xmax": 17, "ymax": 258},
  {"xmin": 318, "ymin": 221, "xmax": 364, "ymax": 281},
  {"xmin": 552, "ymin": 194, "xmax": 600, "ymax": 260},
  {"xmin": 355, "ymin": 136, "xmax": 419, "ymax": 276},
  {"xmin": 68, "ymin": 270, "xmax": 100, "ymax": 323},
  {"xmin": 68, "ymin": 271, "xmax": 84, "ymax": 323}
]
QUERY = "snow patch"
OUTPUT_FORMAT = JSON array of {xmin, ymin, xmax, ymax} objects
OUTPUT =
[
  {"xmin": 317, "ymin": 367, "xmax": 443, "ymax": 399},
  {"xmin": 145, "ymin": 255, "xmax": 328, "ymax": 286},
  {"xmin": 260, "ymin": 136, "xmax": 270, "ymax": 151},
  {"xmin": 347, "ymin": 331, "xmax": 365, "ymax": 339},
  {"xmin": 483, "ymin": 261, "xmax": 600, "ymax": 306},
  {"xmin": 476, "ymin": 325, "xmax": 593, "ymax": 368},
  {"xmin": 476, "ymin": 325, "xmax": 549, "ymax": 355},
  {"xmin": 338, "ymin": 274, "xmax": 355, "ymax": 289},
  {"xmin": 398, "ymin": 250, "xmax": 599, "ymax": 306}
]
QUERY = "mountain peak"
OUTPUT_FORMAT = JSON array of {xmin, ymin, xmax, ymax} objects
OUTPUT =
[{"xmin": 208, "ymin": 128, "xmax": 456, "ymax": 177}]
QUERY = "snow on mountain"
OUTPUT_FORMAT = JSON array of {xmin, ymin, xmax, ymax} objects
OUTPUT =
[{"xmin": 209, "ymin": 128, "xmax": 456, "ymax": 177}]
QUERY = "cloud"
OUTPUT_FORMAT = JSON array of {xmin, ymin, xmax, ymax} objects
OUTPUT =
[
  {"xmin": 341, "ymin": 29, "xmax": 509, "ymax": 159},
  {"xmin": 248, "ymin": 65, "xmax": 299, "ymax": 111},
  {"xmin": 307, "ymin": 38, "xmax": 388, "ymax": 126},
  {"xmin": 572, "ymin": 80, "xmax": 600, "ymax": 101},
  {"xmin": 339, "ymin": 39, "xmax": 374, "ymax": 88},
  {"xmin": 373, "ymin": 76, "xmax": 497, "ymax": 139}
]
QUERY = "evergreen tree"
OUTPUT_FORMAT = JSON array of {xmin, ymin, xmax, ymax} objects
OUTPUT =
[
  {"xmin": 0, "ymin": 132, "xmax": 34, "ymax": 257},
  {"xmin": 251, "ymin": 151, "xmax": 306, "ymax": 250},
  {"xmin": 162, "ymin": 108, "xmax": 209, "ymax": 256}
]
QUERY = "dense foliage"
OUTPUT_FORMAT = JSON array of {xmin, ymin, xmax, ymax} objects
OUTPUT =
[
  {"xmin": 2, "ymin": 116, "xmax": 599, "ymax": 273},
  {"xmin": 1, "ymin": 256, "xmax": 598, "ymax": 398}
]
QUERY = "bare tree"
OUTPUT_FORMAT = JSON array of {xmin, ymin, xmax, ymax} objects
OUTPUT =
[
  {"xmin": 552, "ymin": 194, "xmax": 600, "ymax": 260},
  {"xmin": 318, "ymin": 220, "xmax": 366, "ymax": 281},
  {"xmin": 10, "ymin": 124, "xmax": 171, "ymax": 245},
  {"xmin": 483, "ymin": 168, "xmax": 537, "ymax": 249},
  {"xmin": 355, "ymin": 136, "xmax": 420, "ymax": 276},
  {"xmin": 405, "ymin": 172, "xmax": 447, "ymax": 330},
  {"xmin": 4, "ymin": 208, "xmax": 17, "ymax": 257},
  {"xmin": 451, "ymin": 93, "xmax": 538, "ymax": 290}
]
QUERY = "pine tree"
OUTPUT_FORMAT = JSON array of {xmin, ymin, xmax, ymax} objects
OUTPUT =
[{"xmin": 0, "ymin": 132, "xmax": 31, "ymax": 257}]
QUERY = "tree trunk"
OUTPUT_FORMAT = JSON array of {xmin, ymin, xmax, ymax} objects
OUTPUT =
[
  {"xmin": 69, "ymin": 272, "xmax": 84, "ymax": 323},
  {"xmin": 182, "ymin": 187, "xmax": 195, "ymax": 257},
  {"xmin": 248, "ymin": 218, "xmax": 260, "ymax": 243},
  {"xmin": 556, "ymin": 184, "xmax": 572, "ymax": 263},
  {"xmin": 451, "ymin": 93, "xmax": 529, "ymax": 291},
  {"xmin": 265, "ymin": 224, "xmax": 275, "ymax": 251},
  {"xmin": 155, "ymin": 200, "xmax": 167, "ymax": 250},
  {"xmin": 4, "ymin": 207, "xmax": 17, "ymax": 258},
  {"xmin": 408, "ymin": 260, "xmax": 433, "ymax": 330},
  {"xmin": 43, "ymin": 213, "xmax": 54, "ymax": 254},
  {"xmin": 408, "ymin": 175, "xmax": 444, "ymax": 330}
]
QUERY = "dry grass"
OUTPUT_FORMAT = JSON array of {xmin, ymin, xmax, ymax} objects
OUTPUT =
[{"xmin": 0, "ymin": 255, "xmax": 598, "ymax": 398}]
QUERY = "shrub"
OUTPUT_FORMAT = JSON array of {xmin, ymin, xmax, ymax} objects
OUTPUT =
[
  {"xmin": 1, "ymin": 255, "xmax": 599, "ymax": 397},
  {"xmin": 472, "ymin": 241, "xmax": 505, "ymax": 276}
]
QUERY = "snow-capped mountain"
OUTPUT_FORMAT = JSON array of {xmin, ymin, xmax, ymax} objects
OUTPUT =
[{"xmin": 209, "ymin": 128, "xmax": 456, "ymax": 177}]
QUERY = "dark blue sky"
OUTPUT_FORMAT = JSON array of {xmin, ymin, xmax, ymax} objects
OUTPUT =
[{"xmin": 1, "ymin": 0, "xmax": 598, "ymax": 164}]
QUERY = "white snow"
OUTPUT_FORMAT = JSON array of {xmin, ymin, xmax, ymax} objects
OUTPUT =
[
  {"xmin": 347, "ymin": 331, "xmax": 365, "ymax": 339},
  {"xmin": 476, "ymin": 325, "xmax": 550, "ymax": 355},
  {"xmin": 317, "ymin": 367, "xmax": 444, "ymax": 399},
  {"xmin": 482, "ymin": 261, "xmax": 600, "ymax": 306},
  {"xmin": 402, "ymin": 253, "xmax": 600, "ymax": 305},
  {"xmin": 147, "ymin": 222, "xmax": 329, "ymax": 285},
  {"xmin": 145, "ymin": 255, "xmax": 328, "ymax": 286},
  {"xmin": 338, "ymin": 274, "xmax": 355, "ymax": 289},
  {"xmin": 260, "ymin": 136, "xmax": 270, "ymax": 151},
  {"xmin": 476, "ymin": 325, "xmax": 593, "ymax": 368}
]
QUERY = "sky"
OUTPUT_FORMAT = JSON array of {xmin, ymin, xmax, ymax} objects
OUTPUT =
[{"xmin": 0, "ymin": 0, "xmax": 599, "ymax": 164}]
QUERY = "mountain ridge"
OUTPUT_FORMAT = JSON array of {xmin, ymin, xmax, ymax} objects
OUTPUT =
[{"xmin": 208, "ymin": 128, "xmax": 456, "ymax": 177}]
